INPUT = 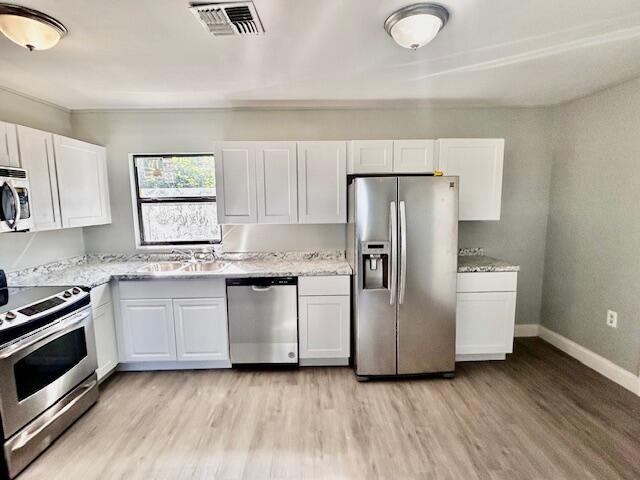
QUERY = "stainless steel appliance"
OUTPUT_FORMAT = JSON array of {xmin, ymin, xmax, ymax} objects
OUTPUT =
[
  {"xmin": 0, "ymin": 272, "xmax": 98, "ymax": 479},
  {"xmin": 226, "ymin": 277, "xmax": 298, "ymax": 365},
  {"xmin": 347, "ymin": 176, "xmax": 458, "ymax": 379},
  {"xmin": 0, "ymin": 167, "xmax": 32, "ymax": 233}
]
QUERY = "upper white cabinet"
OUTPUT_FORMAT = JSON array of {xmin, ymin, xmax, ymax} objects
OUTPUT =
[
  {"xmin": 297, "ymin": 141, "xmax": 346, "ymax": 223},
  {"xmin": 348, "ymin": 140, "xmax": 393, "ymax": 174},
  {"xmin": 394, "ymin": 139, "xmax": 435, "ymax": 173},
  {"xmin": 214, "ymin": 142, "xmax": 258, "ymax": 224},
  {"xmin": 16, "ymin": 126, "xmax": 61, "ymax": 231},
  {"xmin": 437, "ymin": 139, "xmax": 505, "ymax": 221},
  {"xmin": 348, "ymin": 140, "xmax": 435, "ymax": 174},
  {"xmin": 256, "ymin": 141, "xmax": 298, "ymax": 224},
  {"xmin": 0, "ymin": 121, "xmax": 19, "ymax": 167},
  {"xmin": 54, "ymin": 135, "xmax": 111, "ymax": 228},
  {"xmin": 174, "ymin": 298, "xmax": 229, "ymax": 361}
]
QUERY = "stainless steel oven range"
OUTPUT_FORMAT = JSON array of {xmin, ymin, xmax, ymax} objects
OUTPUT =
[{"xmin": 0, "ymin": 272, "xmax": 98, "ymax": 479}]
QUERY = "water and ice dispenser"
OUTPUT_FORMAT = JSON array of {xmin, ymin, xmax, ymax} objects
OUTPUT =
[{"xmin": 361, "ymin": 241, "xmax": 390, "ymax": 290}]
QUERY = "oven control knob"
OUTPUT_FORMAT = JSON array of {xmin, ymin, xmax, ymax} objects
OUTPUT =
[
  {"xmin": 72, "ymin": 287, "xmax": 81, "ymax": 295},
  {"xmin": 5, "ymin": 311, "xmax": 16, "ymax": 321},
  {"xmin": 63, "ymin": 291, "xmax": 72, "ymax": 299}
]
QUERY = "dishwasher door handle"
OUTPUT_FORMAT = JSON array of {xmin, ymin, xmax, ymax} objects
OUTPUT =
[{"xmin": 251, "ymin": 285, "xmax": 273, "ymax": 292}]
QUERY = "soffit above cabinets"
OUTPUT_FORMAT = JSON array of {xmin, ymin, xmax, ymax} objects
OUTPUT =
[{"xmin": 2, "ymin": 0, "xmax": 640, "ymax": 109}]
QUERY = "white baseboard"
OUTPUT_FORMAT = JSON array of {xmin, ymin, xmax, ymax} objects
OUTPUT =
[
  {"xmin": 514, "ymin": 324, "xmax": 540, "ymax": 337},
  {"xmin": 456, "ymin": 353, "xmax": 506, "ymax": 362},
  {"xmin": 538, "ymin": 326, "xmax": 640, "ymax": 396}
]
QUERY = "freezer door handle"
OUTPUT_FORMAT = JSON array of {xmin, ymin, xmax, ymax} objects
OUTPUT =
[
  {"xmin": 389, "ymin": 201, "xmax": 397, "ymax": 305},
  {"xmin": 399, "ymin": 200, "xmax": 407, "ymax": 304}
]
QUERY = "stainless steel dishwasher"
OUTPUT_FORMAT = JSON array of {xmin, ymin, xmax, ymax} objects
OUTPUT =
[{"xmin": 226, "ymin": 277, "xmax": 298, "ymax": 365}]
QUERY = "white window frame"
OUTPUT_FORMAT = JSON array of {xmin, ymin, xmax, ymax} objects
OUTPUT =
[{"xmin": 129, "ymin": 153, "xmax": 222, "ymax": 251}]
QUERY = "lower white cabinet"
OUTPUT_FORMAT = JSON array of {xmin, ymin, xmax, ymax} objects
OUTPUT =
[
  {"xmin": 91, "ymin": 284, "xmax": 118, "ymax": 382},
  {"xmin": 120, "ymin": 299, "xmax": 177, "ymax": 362},
  {"xmin": 174, "ymin": 298, "xmax": 229, "ymax": 361},
  {"xmin": 299, "ymin": 295, "xmax": 350, "ymax": 360},
  {"xmin": 456, "ymin": 272, "xmax": 517, "ymax": 360},
  {"xmin": 298, "ymin": 276, "xmax": 350, "ymax": 365}
]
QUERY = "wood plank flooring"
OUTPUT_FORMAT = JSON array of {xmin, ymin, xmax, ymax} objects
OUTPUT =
[{"xmin": 19, "ymin": 338, "xmax": 640, "ymax": 480}]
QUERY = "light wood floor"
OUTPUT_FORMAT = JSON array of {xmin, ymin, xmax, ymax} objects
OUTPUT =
[{"xmin": 20, "ymin": 338, "xmax": 640, "ymax": 480}]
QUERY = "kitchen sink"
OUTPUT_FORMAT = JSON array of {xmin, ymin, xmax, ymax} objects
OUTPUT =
[
  {"xmin": 138, "ymin": 261, "xmax": 187, "ymax": 273},
  {"xmin": 179, "ymin": 261, "xmax": 229, "ymax": 273},
  {"xmin": 137, "ymin": 261, "xmax": 229, "ymax": 274}
]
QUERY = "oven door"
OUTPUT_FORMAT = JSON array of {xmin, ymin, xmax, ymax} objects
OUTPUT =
[{"xmin": 0, "ymin": 307, "xmax": 97, "ymax": 438}]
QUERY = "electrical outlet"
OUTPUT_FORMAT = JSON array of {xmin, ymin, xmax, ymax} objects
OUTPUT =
[{"xmin": 606, "ymin": 310, "xmax": 618, "ymax": 328}]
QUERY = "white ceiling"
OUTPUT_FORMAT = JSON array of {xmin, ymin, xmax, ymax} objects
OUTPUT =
[{"xmin": 2, "ymin": 0, "xmax": 640, "ymax": 109}]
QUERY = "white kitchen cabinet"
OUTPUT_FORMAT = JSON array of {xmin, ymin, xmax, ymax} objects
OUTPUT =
[
  {"xmin": 54, "ymin": 135, "xmax": 111, "ymax": 228},
  {"xmin": 393, "ymin": 140, "xmax": 435, "ymax": 173},
  {"xmin": 299, "ymin": 295, "xmax": 350, "ymax": 361},
  {"xmin": 298, "ymin": 275, "xmax": 350, "ymax": 365},
  {"xmin": 297, "ymin": 141, "xmax": 347, "ymax": 224},
  {"xmin": 214, "ymin": 142, "xmax": 258, "ymax": 224},
  {"xmin": 348, "ymin": 140, "xmax": 393, "ymax": 174},
  {"xmin": 91, "ymin": 284, "xmax": 118, "ymax": 382},
  {"xmin": 16, "ymin": 126, "xmax": 61, "ymax": 231},
  {"xmin": 120, "ymin": 299, "xmax": 177, "ymax": 362},
  {"xmin": 437, "ymin": 139, "xmax": 504, "ymax": 221},
  {"xmin": 93, "ymin": 302, "xmax": 119, "ymax": 381},
  {"xmin": 456, "ymin": 271, "xmax": 517, "ymax": 360},
  {"xmin": 173, "ymin": 298, "xmax": 229, "ymax": 361},
  {"xmin": 255, "ymin": 141, "xmax": 298, "ymax": 224},
  {"xmin": 0, "ymin": 121, "xmax": 19, "ymax": 167}
]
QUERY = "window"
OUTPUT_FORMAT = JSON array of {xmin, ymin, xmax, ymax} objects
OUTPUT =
[{"xmin": 131, "ymin": 154, "xmax": 221, "ymax": 247}]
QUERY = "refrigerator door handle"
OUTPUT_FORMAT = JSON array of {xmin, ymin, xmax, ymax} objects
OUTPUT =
[
  {"xmin": 399, "ymin": 200, "xmax": 407, "ymax": 304},
  {"xmin": 389, "ymin": 201, "xmax": 397, "ymax": 305}
]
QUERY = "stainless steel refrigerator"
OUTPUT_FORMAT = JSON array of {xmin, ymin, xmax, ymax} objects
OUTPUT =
[{"xmin": 347, "ymin": 176, "xmax": 458, "ymax": 379}]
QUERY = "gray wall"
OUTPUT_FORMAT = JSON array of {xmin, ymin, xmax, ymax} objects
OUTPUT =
[
  {"xmin": 0, "ymin": 88, "xmax": 85, "ymax": 272},
  {"xmin": 542, "ymin": 78, "xmax": 640, "ymax": 374},
  {"xmin": 72, "ymin": 107, "xmax": 553, "ymax": 326}
]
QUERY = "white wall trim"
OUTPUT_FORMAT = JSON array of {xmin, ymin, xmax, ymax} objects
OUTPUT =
[
  {"xmin": 538, "ymin": 326, "xmax": 640, "ymax": 396},
  {"xmin": 514, "ymin": 324, "xmax": 540, "ymax": 337}
]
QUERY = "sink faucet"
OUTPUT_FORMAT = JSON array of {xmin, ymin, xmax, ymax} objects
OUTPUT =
[{"xmin": 171, "ymin": 248, "xmax": 216, "ymax": 263}]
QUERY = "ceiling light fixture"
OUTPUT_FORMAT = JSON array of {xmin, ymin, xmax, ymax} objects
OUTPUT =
[
  {"xmin": 384, "ymin": 3, "xmax": 449, "ymax": 50},
  {"xmin": 0, "ymin": 3, "xmax": 67, "ymax": 51}
]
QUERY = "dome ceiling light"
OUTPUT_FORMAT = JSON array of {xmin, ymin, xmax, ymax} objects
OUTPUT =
[
  {"xmin": 0, "ymin": 3, "xmax": 67, "ymax": 51},
  {"xmin": 384, "ymin": 3, "xmax": 449, "ymax": 50}
]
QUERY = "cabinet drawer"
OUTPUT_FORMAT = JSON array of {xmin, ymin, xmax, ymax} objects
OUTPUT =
[
  {"xmin": 457, "ymin": 272, "xmax": 517, "ymax": 293},
  {"xmin": 90, "ymin": 283, "xmax": 112, "ymax": 309},
  {"xmin": 119, "ymin": 279, "xmax": 226, "ymax": 299},
  {"xmin": 298, "ymin": 276, "xmax": 350, "ymax": 296}
]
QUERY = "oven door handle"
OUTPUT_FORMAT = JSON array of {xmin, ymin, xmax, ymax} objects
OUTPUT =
[
  {"xmin": 10, "ymin": 376, "xmax": 97, "ymax": 451},
  {"xmin": 0, "ymin": 310, "xmax": 90, "ymax": 360}
]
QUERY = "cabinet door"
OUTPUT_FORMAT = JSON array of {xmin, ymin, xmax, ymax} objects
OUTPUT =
[
  {"xmin": 256, "ymin": 141, "xmax": 298, "ymax": 224},
  {"xmin": 173, "ymin": 298, "xmax": 229, "ymax": 361},
  {"xmin": 93, "ymin": 302, "xmax": 119, "ymax": 381},
  {"xmin": 455, "ymin": 291, "xmax": 516, "ymax": 355},
  {"xmin": 214, "ymin": 142, "xmax": 257, "ymax": 224},
  {"xmin": 393, "ymin": 140, "xmax": 435, "ymax": 173},
  {"xmin": 0, "ymin": 121, "xmax": 19, "ymax": 167},
  {"xmin": 16, "ymin": 126, "xmax": 61, "ymax": 231},
  {"xmin": 120, "ymin": 299, "xmax": 176, "ymax": 362},
  {"xmin": 348, "ymin": 140, "xmax": 393, "ymax": 174},
  {"xmin": 297, "ymin": 141, "xmax": 346, "ymax": 224},
  {"xmin": 54, "ymin": 135, "xmax": 111, "ymax": 228},
  {"xmin": 437, "ymin": 139, "xmax": 504, "ymax": 220},
  {"xmin": 299, "ymin": 295, "xmax": 350, "ymax": 359}
]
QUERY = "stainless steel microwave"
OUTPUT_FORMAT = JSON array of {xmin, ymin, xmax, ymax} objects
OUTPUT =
[{"xmin": 0, "ymin": 167, "xmax": 33, "ymax": 233}]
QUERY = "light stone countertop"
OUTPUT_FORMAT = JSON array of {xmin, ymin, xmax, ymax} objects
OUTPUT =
[
  {"xmin": 7, "ymin": 248, "xmax": 518, "ymax": 289},
  {"xmin": 457, "ymin": 248, "xmax": 520, "ymax": 273},
  {"xmin": 7, "ymin": 251, "xmax": 353, "ymax": 288}
]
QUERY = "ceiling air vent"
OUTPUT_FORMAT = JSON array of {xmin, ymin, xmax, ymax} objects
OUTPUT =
[{"xmin": 190, "ymin": 2, "xmax": 264, "ymax": 36}]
